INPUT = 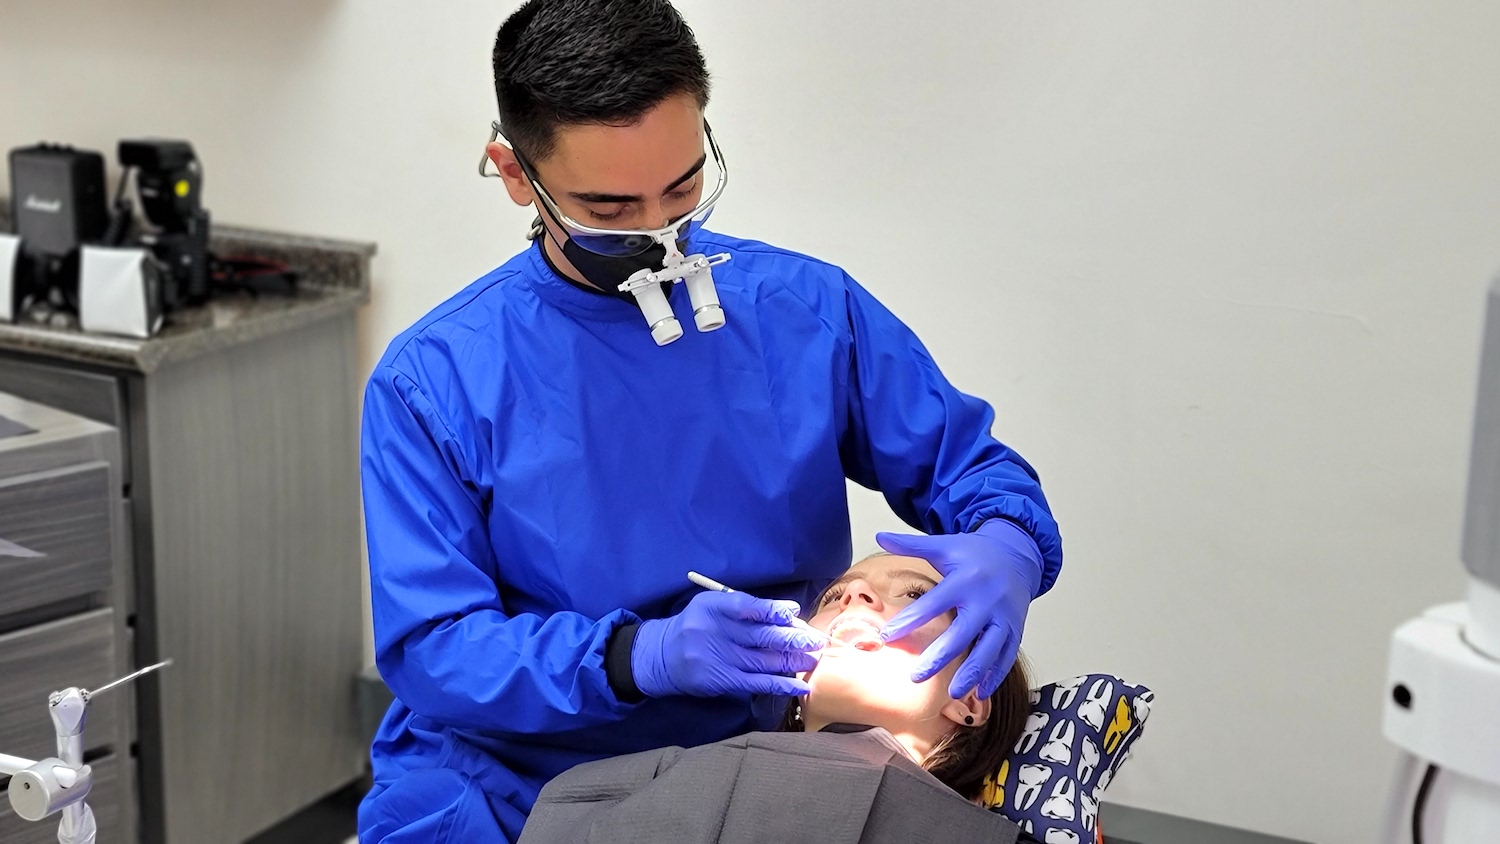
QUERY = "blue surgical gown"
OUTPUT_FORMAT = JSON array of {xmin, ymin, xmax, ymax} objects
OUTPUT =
[{"xmin": 357, "ymin": 231, "xmax": 1062, "ymax": 842}]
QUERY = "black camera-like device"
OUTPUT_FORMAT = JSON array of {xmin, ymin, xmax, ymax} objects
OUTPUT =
[
  {"xmin": 114, "ymin": 138, "xmax": 211, "ymax": 307},
  {"xmin": 119, "ymin": 139, "xmax": 203, "ymax": 235}
]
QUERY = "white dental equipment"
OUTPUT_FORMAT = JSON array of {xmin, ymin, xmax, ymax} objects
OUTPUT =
[
  {"xmin": 1381, "ymin": 272, "xmax": 1500, "ymax": 843},
  {"xmin": 2, "ymin": 660, "xmax": 171, "ymax": 844}
]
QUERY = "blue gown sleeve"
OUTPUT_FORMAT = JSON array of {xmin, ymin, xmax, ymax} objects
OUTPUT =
[
  {"xmin": 836, "ymin": 276, "xmax": 1064, "ymax": 594},
  {"xmin": 361, "ymin": 365, "xmax": 640, "ymax": 734}
]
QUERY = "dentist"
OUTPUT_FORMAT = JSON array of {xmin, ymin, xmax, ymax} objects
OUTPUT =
[{"xmin": 358, "ymin": 1, "xmax": 1062, "ymax": 840}]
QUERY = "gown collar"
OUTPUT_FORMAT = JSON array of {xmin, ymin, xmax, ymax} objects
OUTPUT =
[{"xmin": 523, "ymin": 238, "xmax": 682, "ymax": 324}]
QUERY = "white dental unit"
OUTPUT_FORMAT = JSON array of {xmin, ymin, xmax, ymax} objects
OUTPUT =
[{"xmin": 1383, "ymin": 272, "xmax": 1500, "ymax": 841}]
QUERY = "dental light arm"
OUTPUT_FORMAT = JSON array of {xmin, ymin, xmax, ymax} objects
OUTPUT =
[
  {"xmin": 0, "ymin": 754, "xmax": 36, "ymax": 777},
  {"xmin": 1457, "ymin": 278, "xmax": 1500, "ymax": 653},
  {"xmin": 1382, "ymin": 273, "xmax": 1500, "ymax": 843},
  {"xmin": 3, "ymin": 660, "xmax": 170, "ymax": 844}
]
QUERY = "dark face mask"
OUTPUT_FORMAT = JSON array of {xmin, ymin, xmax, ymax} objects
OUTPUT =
[
  {"xmin": 559, "ymin": 236, "xmax": 676, "ymax": 303},
  {"xmin": 542, "ymin": 222, "xmax": 694, "ymax": 306}
]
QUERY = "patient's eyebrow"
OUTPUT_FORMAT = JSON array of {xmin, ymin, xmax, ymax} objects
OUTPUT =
[{"xmin": 888, "ymin": 569, "xmax": 939, "ymax": 589}]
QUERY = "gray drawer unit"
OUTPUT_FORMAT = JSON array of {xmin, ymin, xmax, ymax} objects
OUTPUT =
[
  {"xmin": 0, "ymin": 391, "xmax": 121, "ymax": 625},
  {"xmin": 120, "ymin": 498, "xmax": 136, "ymax": 618},
  {"xmin": 0, "ymin": 359, "xmax": 128, "ymax": 485},
  {"xmin": 0, "ymin": 394, "xmax": 120, "ymax": 485},
  {"xmin": 0, "ymin": 222, "xmax": 372, "ymax": 844},
  {"xmin": 0, "ymin": 752, "xmax": 124, "ymax": 844},
  {"xmin": 0, "ymin": 609, "xmax": 120, "ymax": 762},
  {"xmin": 0, "ymin": 462, "xmax": 114, "ymax": 618}
]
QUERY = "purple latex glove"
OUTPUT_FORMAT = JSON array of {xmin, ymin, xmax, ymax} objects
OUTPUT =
[
  {"xmin": 632, "ymin": 590, "xmax": 823, "ymax": 699},
  {"xmin": 876, "ymin": 519, "xmax": 1044, "ymax": 699}
]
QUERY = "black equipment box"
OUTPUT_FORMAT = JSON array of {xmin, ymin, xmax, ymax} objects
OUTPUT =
[{"xmin": 8, "ymin": 144, "xmax": 109, "ymax": 257}]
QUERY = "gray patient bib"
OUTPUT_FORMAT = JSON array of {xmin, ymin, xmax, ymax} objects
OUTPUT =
[{"xmin": 518, "ymin": 728, "xmax": 1020, "ymax": 844}]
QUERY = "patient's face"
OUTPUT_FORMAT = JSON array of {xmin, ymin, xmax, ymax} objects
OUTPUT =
[{"xmin": 802, "ymin": 555, "xmax": 972, "ymax": 733}]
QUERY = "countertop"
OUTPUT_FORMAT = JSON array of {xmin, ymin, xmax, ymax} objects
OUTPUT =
[{"xmin": 0, "ymin": 203, "xmax": 374, "ymax": 374}]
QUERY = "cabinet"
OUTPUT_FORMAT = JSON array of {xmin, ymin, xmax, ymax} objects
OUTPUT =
[
  {"xmin": 0, "ymin": 219, "xmax": 374, "ymax": 844},
  {"xmin": 0, "ymin": 395, "xmax": 130, "ymax": 844}
]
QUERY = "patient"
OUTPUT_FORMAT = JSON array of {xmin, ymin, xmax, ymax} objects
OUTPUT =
[
  {"xmin": 782, "ymin": 552, "xmax": 1032, "ymax": 803},
  {"xmin": 518, "ymin": 555, "xmax": 1035, "ymax": 844}
]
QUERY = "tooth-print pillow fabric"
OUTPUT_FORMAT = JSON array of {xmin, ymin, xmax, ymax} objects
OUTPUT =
[{"xmin": 980, "ymin": 675, "xmax": 1154, "ymax": 844}]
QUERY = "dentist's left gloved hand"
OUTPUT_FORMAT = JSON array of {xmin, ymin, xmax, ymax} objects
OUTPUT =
[{"xmin": 876, "ymin": 519, "xmax": 1044, "ymax": 700}]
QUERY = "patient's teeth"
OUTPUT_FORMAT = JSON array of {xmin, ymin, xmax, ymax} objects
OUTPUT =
[{"xmin": 829, "ymin": 618, "xmax": 883, "ymax": 649}]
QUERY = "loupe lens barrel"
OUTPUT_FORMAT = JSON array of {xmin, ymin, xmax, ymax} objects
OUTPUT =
[
  {"xmin": 685, "ymin": 269, "xmax": 725, "ymax": 332},
  {"xmin": 630, "ymin": 283, "xmax": 683, "ymax": 345}
]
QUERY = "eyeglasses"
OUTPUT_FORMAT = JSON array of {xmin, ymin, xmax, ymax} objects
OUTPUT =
[{"xmin": 480, "ymin": 120, "xmax": 728, "ymax": 257}]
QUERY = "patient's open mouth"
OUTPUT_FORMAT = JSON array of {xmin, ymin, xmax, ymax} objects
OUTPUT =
[{"xmin": 827, "ymin": 616, "xmax": 884, "ymax": 651}]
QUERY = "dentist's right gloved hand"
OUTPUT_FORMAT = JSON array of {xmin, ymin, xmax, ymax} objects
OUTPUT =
[{"xmin": 632, "ymin": 591, "xmax": 822, "ymax": 699}]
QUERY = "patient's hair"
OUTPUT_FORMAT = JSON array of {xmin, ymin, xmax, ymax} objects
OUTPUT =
[
  {"xmin": 492, "ymin": 0, "xmax": 711, "ymax": 161},
  {"xmin": 924, "ymin": 656, "xmax": 1031, "ymax": 801}
]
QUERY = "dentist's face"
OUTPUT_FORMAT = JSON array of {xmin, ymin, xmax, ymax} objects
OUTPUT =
[
  {"xmin": 803, "ymin": 556, "xmax": 983, "ymax": 732},
  {"xmin": 487, "ymin": 91, "xmax": 709, "ymax": 235}
]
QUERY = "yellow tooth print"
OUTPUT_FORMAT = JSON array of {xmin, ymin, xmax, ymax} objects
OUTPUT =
[
  {"xmin": 1104, "ymin": 698, "xmax": 1132, "ymax": 755},
  {"xmin": 980, "ymin": 759, "xmax": 1010, "ymax": 808}
]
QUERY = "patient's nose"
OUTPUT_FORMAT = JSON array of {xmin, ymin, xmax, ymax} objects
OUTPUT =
[{"xmin": 839, "ymin": 580, "xmax": 883, "ymax": 611}]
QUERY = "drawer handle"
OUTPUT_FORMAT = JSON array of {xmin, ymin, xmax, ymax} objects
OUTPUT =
[{"xmin": 0, "ymin": 536, "xmax": 43, "ymax": 558}]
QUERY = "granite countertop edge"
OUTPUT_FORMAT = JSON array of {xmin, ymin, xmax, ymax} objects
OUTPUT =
[
  {"xmin": 0, "ymin": 285, "xmax": 370, "ymax": 375},
  {"xmin": 212, "ymin": 223, "xmax": 379, "ymax": 262}
]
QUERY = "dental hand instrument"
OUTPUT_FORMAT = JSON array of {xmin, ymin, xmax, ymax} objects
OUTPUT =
[{"xmin": 2, "ymin": 660, "xmax": 172, "ymax": 843}]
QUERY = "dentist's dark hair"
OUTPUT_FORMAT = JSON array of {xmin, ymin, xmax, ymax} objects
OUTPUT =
[{"xmin": 493, "ymin": 0, "xmax": 712, "ymax": 161}]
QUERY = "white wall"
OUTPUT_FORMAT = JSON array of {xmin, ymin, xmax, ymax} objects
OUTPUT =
[{"xmin": 5, "ymin": 2, "xmax": 1499, "ymax": 841}]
